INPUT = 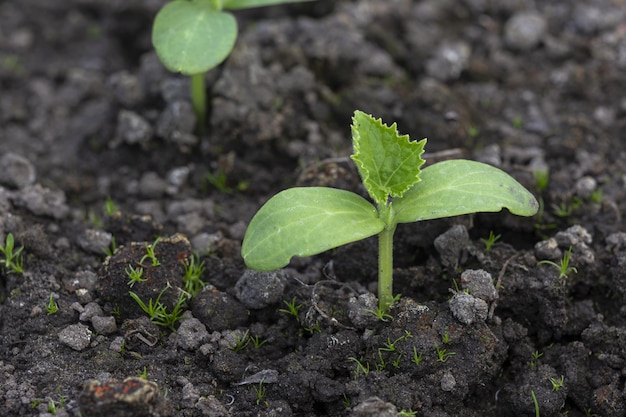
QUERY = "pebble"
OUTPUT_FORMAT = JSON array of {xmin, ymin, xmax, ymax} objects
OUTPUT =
[
  {"xmin": 440, "ymin": 371, "xmax": 457, "ymax": 391},
  {"xmin": 449, "ymin": 292, "xmax": 488, "ymax": 325},
  {"xmin": 107, "ymin": 70, "xmax": 144, "ymax": 107},
  {"xmin": 234, "ymin": 270, "xmax": 287, "ymax": 309},
  {"xmin": 460, "ymin": 269, "xmax": 497, "ymax": 302},
  {"xmin": 434, "ymin": 224, "xmax": 469, "ymax": 269},
  {"xmin": 79, "ymin": 302, "xmax": 104, "ymax": 322},
  {"xmin": 91, "ymin": 316, "xmax": 117, "ymax": 335},
  {"xmin": 535, "ymin": 237, "xmax": 562, "ymax": 261},
  {"xmin": 77, "ymin": 229, "xmax": 112, "ymax": 255},
  {"xmin": 504, "ymin": 11, "xmax": 547, "ymax": 50},
  {"xmin": 177, "ymin": 317, "xmax": 209, "ymax": 351},
  {"xmin": 574, "ymin": 176, "xmax": 597, "ymax": 199},
  {"xmin": 138, "ymin": 172, "xmax": 167, "ymax": 198},
  {"xmin": 0, "ymin": 153, "xmax": 36, "ymax": 189},
  {"xmin": 113, "ymin": 110, "xmax": 153, "ymax": 147},
  {"xmin": 425, "ymin": 41, "xmax": 471, "ymax": 81},
  {"xmin": 11, "ymin": 184, "xmax": 69, "ymax": 219},
  {"xmin": 58, "ymin": 323, "xmax": 92, "ymax": 351}
]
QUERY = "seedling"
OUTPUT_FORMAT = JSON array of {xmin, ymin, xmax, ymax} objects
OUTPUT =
[
  {"xmin": 434, "ymin": 343, "xmax": 455, "ymax": 363},
  {"xmin": 549, "ymin": 375, "xmax": 564, "ymax": 392},
  {"xmin": 400, "ymin": 410, "xmax": 418, "ymax": 417},
  {"xmin": 228, "ymin": 329, "xmax": 251, "ymax": 352},
  {"xmin": 278, "ymin": 298, "xmax": 303, "ymax": 319},
  {"xmin": 348, "ymin": 357, "xmax": 370, "ymax": 379},
  {"xmin": 152, "ymin": 0, "xmax": 314, "ymax": 131},
  {"xmin": 250, "ymin": 335, "xmax": 268, "ymax": 349},
  {"xmin": 140, "ymin": 238, "xmax": 161, "ymax": 266},
  {"xmin": 531, "ymin": 389, "xmax": 540, "ymax": 417},
  {"xmin": 129, "ymin": 286, "xmax": 186, "ymax": 330},
  {"xmin": 480, "ymin": 230, "xmax": 501, "ymax": 252},
  {"xmin": 538, "ymin": 246, "xmax": 577, "ymax": 279},
  {"xmin": 253, "ymin": 378, "xmax": 268, "ymax": 407},
  {"xmin": 530, "ymin": 350, "xmax": 543, "ymax": 367},
  {"xmin": 242, "ymin": 111, "xmax": 538, "ymax": 311},
  {"xmin": 103, "ymin": 196, "xmax": 119, "ymax": 216},
  {"xmin": 46, "ymin": 293, "xmax": 59, "ymax": 315},
  {"xmin": 0, "ymin": 233, "xmax": 24, "ymax": 274},
  {"xmin": 182, "ymin": 254, "xmax": 206, "ymax": 296},
  {"xmin": 126, "ymin": 265, "xmax": 147, "ymax": 288},
  {"xmin": 411, "ymin": 347, "xmax": 423, "ymax": 366}
]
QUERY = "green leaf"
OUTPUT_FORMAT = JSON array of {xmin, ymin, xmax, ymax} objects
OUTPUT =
[
  {"xmin": 351, "ymin": 110, "xmax": 426, "ymax": 206},
  {"xmin": 392, "ymin": 160, "xmax": 539, "ymax": 224},
  {"xmin": 223, "ymin": 0, "xmax": 314, "ymax": 9},
  {"xmin": 242, "ymin": 187, "xmax": 385, "ymax": 271},
  {"xmin": 152, "ymin": 0, "xmax": 237, "ymax": 75}
]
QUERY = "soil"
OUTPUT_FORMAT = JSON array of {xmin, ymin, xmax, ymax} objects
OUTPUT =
[{"xmin": 1, "ymin": 1, "xmax": 626, "ymax": 416}]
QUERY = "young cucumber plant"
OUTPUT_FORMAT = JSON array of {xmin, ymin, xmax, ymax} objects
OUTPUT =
[
  {"xmin": 152, "ymin": 0, "xmax": 314, "ymax": 131},
  {"xmin": 242, "ymin": 110, "xmax": 539, "ymax": 311}
]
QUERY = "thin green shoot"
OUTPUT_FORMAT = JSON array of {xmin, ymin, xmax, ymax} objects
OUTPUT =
[
  {"xmin": 253, "ymin": 378, "xmax": 268, "ymax": 407},
  {"xmin": 538, "ymin": 246, "xmax": 577, "ymax": 279},
  {"xmin": 549, "ymin": 375, "xmax": 564, "ymax": 392},
  {"xmin": 278, "ymin": 298, "xmax": 302, "ymax": 319},
  {"xmin": 531, "ymin": 389, "xmax": 540, "ymax": 417},
  {"xmin": 412, "ymin": 347, "xmax": 423, "ymax": 366},
  {"xmin": 46, "ymin": 293, "xmax": 59, "ymax": 315},
  {"xmin": 140, "ymin": 238, "xmax": 161, "ymax": 266},
  {"xmin": 0, "ymin": 233, "xmax": 24, "ymax": 274},
  {"xmin": 182, "ymin": 254, "xmax": 206, "ymax": 296},
  {"xmin": 228, "ymin": 329, "xmax": 251, "ymax": 352},
  {"xmin": 481, "ymin": 230, "xmax": 501, "ymax": 252},
  {"xmin": 126, "ymin": 265, "xmax": 146, "ymax": 288},
  {"xmin": 435, "ymin": 343, "xmax": 456, "ymax": 363},
  {"xmin": 348, "ymin": 357, "xmax": 370, "ymax": 379}
]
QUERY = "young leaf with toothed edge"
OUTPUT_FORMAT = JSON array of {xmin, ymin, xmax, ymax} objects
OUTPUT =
[{"xmin": 242, "ymin": 111, "xmax": 539, "ymax": 312}]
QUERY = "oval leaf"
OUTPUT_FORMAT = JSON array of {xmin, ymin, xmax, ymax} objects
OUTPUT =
[
  {"xmin": 242, "ymin": 187, "xmax": 384, "ymax": 271},
  {"xmin": 351, "ymin": 111, "xmax": 426, "ymax": 205},
  {"xmin": 152, "ymin": 1, "xmax": 237, "ymax": 75},
  {"xmin": 393, "ymin": 160, "xmax": 539, "ymax": 224},
  {"xmin": 224, "ymin": 0, "xmax": 314, "ymax": 9}
]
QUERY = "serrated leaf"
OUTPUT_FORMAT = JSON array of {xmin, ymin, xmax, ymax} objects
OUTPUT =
[
  {"xmin": 152, "ymin": 0, "xmax": 237, "ymax": 75},
  {"xmin": 242, "ymin": 187, "xmax": 384, "ymax": 271},
  {"xmin": 223, "ymin": 0, "xmax": 314, "ymax": 9},
  {"xmin": 350, "ymin": 110, "xmax": 426, "ymax": 206},
  {"xmin": 392, "ymin": 160, "xmax": 539, "ymax": 224}
]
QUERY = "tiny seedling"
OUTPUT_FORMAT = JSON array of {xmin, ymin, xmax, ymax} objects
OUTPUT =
[
  {"xmin": 348, "ymin": 357, "xmax": 370, "ymax": 379},
  {"xmin": 140, "ymin": 238, "xmax": 161, "ymax": 266},
  {"xmin": 538, "ymin": 246, "xmax": 577, "ymax": 279},
  {"xmin": 549, "ymin": 375, "xmax": 564, "ymax": 392},
  {"xmin": 228, "ymin": 329, "xmax": 251, "ymax": 352},
  {"xmin": 104, "ymin": 236, "xmax": 118, "ymax": 257},
  {"xmin": 480, "ymin": 230, "xmax": 501, "ymax": 252},
  {"xmin": 137, "ymin": 366, "xmax": 148, "ymax": 380},
  {"xmin": 399, "ymin": 410, "xmax": 418, "ymax": 417},
  {"xmin": 250, "ymin": 335, "xmax": 268, "ymax": 349},
  {"xmin": 242, "ymin": 111, "xmax": 538, "ymax": 311},
  {"xmin": 129, "ymin": 286, "xmax": 186, "ymax": 330},
  {"xmin": 252, "ymin": 378, "xmax": 268, "ymax": 407},
  {"xmin": 278, "ymin": 298, "xmax": 303, "ymax": 319},
  {"xmin": 530, "ymin": 350, "xmax": 543, "ymax": 367},
  {"xmin": 434, "ymin": 343, "xmax": 455, "ymax": 363},
  {"xmin": 182, "ymin": 254, "xmax": 206, "ymax": 296},
  {"xmin": 46, "ymin": 293, "xmax": 59, "ymax": 315},
  {"xmin": 126, "ymin": 265, "xmax": 147, "ymax": 288},
  {"xmin": 152, "ymin": 0, "xmax": 315, "ymax": 131},
  {"xmin": 412, "ymin": 347, "xmax": 423, "ymax": 366},
  {"xmin": 0, "ymin": 233, "xmax": 24, "ymax": 274},
  {"xmin": 531, "ymin": 389, "xmax": 540, "ymax": 417},
  {"xmin": 103, "ymin": 196, "xmax": 119, "ymax": 216}
]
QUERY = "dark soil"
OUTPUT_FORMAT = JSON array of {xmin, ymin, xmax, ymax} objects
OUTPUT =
[{"xmin": 1, "ymin": 1, "xmax": 626, "ymax": 416}]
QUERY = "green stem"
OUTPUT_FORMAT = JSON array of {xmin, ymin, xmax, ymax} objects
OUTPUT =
[
  {"xmin": 190, "ymin": 73, "xmax": 206, "ymax": 134},
  {"xmin": 378, "ymin": 203, "xmax": 397, "ymax": 312}
]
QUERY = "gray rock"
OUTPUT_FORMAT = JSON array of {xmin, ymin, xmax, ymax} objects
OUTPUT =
[
  {"xmin": 58, "ymin": 323, "xmax": 92, "ymax": 351},
  {"xmin": 79, "ymin": 302, "xmax": 104, "ymax": 322},
  {"xmin": 504, "ymin": 11, "xmax": 547, "ymax": 50},
  {"xmin": 350, "ymin": 396, "xmax": 397, "ymax": 417},
  {"xmin": 192, "ymin": 289, "xmax": 249, "ymax": 331},
  {"xmin": 77, "ymin": 229, "xmax": 112, "ymax": 255},
  {"xmin": 535, "ymin": 237, "xmax": 562, "ymax": 261},
  {"xmin": 434, "ymin": 224, "xmax": 469, "ymax": 269},
  {"xmin": 440, "ymin": 371, "xmax": 456, "ymax": 392},
  {"xmin": 0, "ymin": 153, "xmax": 36, "ymax": 189},
  {"xmin": 425, "ymin": 41, "xmax": 471, "ymax": 81},
  {"xmin": 235, "ymin": 270, "xmax": 286, "ymax": 309},
  {"xmin": 460, "ymin": 269, "xmax": 497, "ymax": 303},
  {"xmin": 156, "ymin": 100, "xmax": 197, "ymax": 146},
  {"xmin": 449, "ymin": 292, "xmax": 488, "ymax": 325},
  {"xmin": 91, "ymin": 316, "xmax": 117, "ymax": 335},
  {"xmin": 113, "ymin": 110, "xmax": 153, "ymax": 147},
  {"xmin": 12, "ymin": 184, "xmax": 69, "ymax": 219},
  {"xmin": 107, "ymin": 70, "xmax": 144, "ymax": 107},
  {"xmin": 138, "ymin": 172, "xmax": 167, "ymax": 198},
  {"xmin": 177, "ymin": 317, "xmax": 209, "ymax": 351}
]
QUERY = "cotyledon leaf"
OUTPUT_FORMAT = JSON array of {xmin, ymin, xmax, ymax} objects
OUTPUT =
[
  {"xmin": 351, "ymin": 110, "xmax": 426, "ymax": 206},
  {"xmin": 223, "ymin": 0, "xmax": 315, "ymax": 9},
  {"xmin": 392, "ymin": 159, "xmax": 539, "ymax": 224},
  {"xmin": 152, "ymin": 0, "xmax": 237, "ymax": 75},
  {"xmin": 242, "ymin": 187, "xmax": 385, "ymax": 271}
]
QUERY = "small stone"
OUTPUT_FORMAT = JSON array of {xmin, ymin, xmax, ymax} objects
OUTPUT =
[
  {"xmin": 440, "ymin": 371, "xmax": 457, "ymax": 391},
  {"xmin": 59, "ymin": 323, "xmax": 92, "ymax": 351},
  {"xmin": 504, "ymin": 11, "xmax": 547, "ymax": 51},
  {"xmin": 138, "ymin": 172, "xmax": 167, "ymax": 198},
  {"xmin": 77, "ymin": 229, "xmax": 112, "ymax": 255},
  {"xmin": 177, "ymin": 317, "xmax": 209, "ymax": 351},
  {"xmin": 109, "ymin": 336, "xmax": 124, "ymax": 352},
  {"xmin": 12, "ymin": 184, "xmax": 69, "ymax": 219},
  {"xmin": 575, "ymin": 176, "xmax": 597, "ymax": 199},
  {"xmin": 460, "ymin": 269, "xmax": 497, "ymax": 302},
  {"xmin": 434, "ymin": 225, "xmax": 469, "ymax": 269},
  {"xmin": 535, "ymin": 238, "xmax": 562, "ymax": 261},
  {"xmin": 0, "ymin": 153, "xmax": 36, "ymax": 189},
  {"xmin": 449, "ymin": 292, "xmax": 488, "ymax": 325},
  {"xmin": 113, "ymin": 110, "xmax": 153, "ymax": 148},
  {"xmin": 92, "ymin": 316, "xmax": 118, "ymax": 335},
  {"xmin": 425, "ymin": 41, "xmax": 471, "ymax": 81},
  {"xmin": 79, "ymin": 377, "xmax": 159, "ymax": 417},
  {"xmin": 235, "ymin": 270, "xmax": 286, "ymax": 309}
]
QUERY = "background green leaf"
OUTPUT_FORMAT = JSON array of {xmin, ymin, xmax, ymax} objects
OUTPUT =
[
  {"xmin": 351, "ymin": 111, "xmax": 426, "ymax": 206},
  {"xmin": 392, "ymin": 160, "xmax": 539, "ymax": 224},
  {"xmin": 223, "ymin": 0, "xmax": 314, "ymax": 9},
  {"xmin": 242, "ymin": 187, "xmax": 384, "ymax": 271},
  {"xmin": 152, "ymin": 0, "xmax": 237, "ymax": 75}
]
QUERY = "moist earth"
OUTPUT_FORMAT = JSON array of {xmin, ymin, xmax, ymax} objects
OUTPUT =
[{"xmin": 1, "ymin": 1, "xmax": 626, "ymax": 416}]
